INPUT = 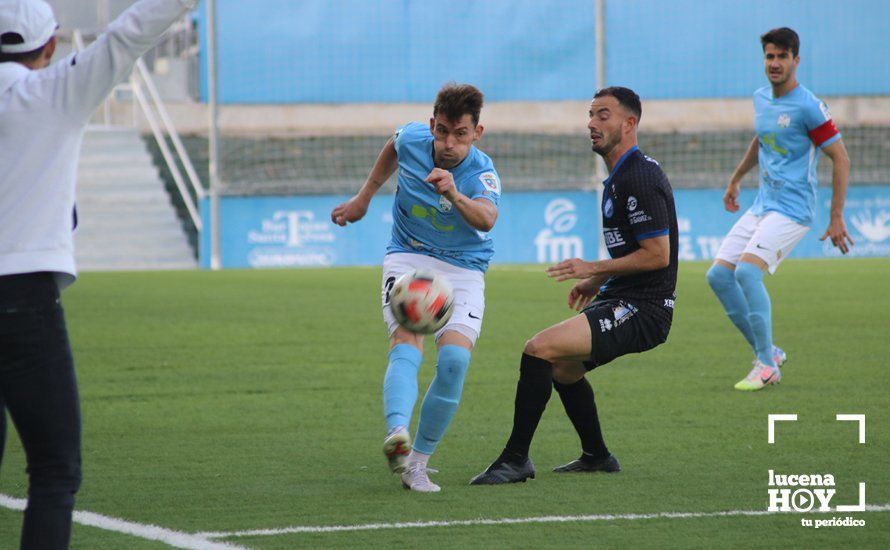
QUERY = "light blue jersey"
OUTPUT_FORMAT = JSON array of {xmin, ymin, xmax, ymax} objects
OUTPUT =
[
  {"xmin": 751, "ymin": 84, "xmax": 841, "ymax": 226},
  {"xmin": 386, "ymin": 122, "xmax": 501, "ymax": 272}
]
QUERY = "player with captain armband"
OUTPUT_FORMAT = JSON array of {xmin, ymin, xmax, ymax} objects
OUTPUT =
[{"xmin": 706, "ymin": 27, "xmax": 852, "ymax": 391}]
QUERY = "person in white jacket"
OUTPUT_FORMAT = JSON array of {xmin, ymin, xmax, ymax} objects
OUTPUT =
[{"xmin": 0, "ymin": 1, "xmax": 197, "ymax": 547}]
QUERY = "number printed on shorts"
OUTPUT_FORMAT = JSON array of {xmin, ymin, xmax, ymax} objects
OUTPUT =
[{"xmin": 382, "ymin": 276, "xmax": 396, "ymax": 306}]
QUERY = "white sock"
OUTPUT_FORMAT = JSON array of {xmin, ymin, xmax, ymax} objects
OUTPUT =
[{"xmin": 408, "ymin": 450, "xmax": 431, "ymax": 467}]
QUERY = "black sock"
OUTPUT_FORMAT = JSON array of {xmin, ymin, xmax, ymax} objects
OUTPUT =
[
  {"xmin": 503, "ymin": 353, "xmax": 553, "ymax": 459},
  {"xmin": 553, "ymin": 377, "xmax": 610, "ymax": 461}
]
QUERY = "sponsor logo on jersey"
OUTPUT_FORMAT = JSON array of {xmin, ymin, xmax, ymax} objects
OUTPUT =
[
  {"xmin": 612, "ymin": 302, "xmax": 638, "ymax": 327},
  {"xmin": 761, "ymin": 132, "xmax": 788, "ymax": 156},
  {"xmin": 627, "ymin": 196, "xmax": 638, "ymax": 211},
  {"xmin": 603, "ymin": 227, "xmax": 626, "ymax": 248},
  {"xmin": 629, "ymin": 210, "xmax": 652, "ymax": 224},
  {"xmin": 778, "ymin": 114, "xmax": 791, "ymax": 128},
  {"xmin": 761, "ymin": 170, "xmax": 787, "ymax": 189},
  {"xmin": 411, "ymin": 204, "xmax": 454, "ymax": 231},
  {"xmin": 599, "ymin": 318, "xmax": 613, "ymax": 332},
  {"xmin": 479, "ymin": 172, "xmax": 500, "ymax": 193}
]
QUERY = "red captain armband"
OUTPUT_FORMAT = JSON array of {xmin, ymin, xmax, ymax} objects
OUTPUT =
[{"xmin": 808, "ymin": 119, "xmax": 839, "ymax": 147}]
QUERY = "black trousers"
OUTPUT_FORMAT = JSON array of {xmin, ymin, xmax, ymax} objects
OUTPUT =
[{"xmin": 0, "ymin": 272, "xmax": 81, "ymax": 550}]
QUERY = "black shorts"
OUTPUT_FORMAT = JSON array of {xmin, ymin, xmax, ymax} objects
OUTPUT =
[{"xmin": 581, "ymin": 298, "xmax": 671, "ymax": 370}]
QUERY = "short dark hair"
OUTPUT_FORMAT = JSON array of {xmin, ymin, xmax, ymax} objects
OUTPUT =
[
  {"xmin": 594, "ymin": 86, "xmax": 642, "ymax": 121},
  {"xmin": 761, "ymin": 27, "xmax": 800, "ymax": 57},
  {"xmin": 433, "ymin": 83, "xmax": 484, "ymax": 126},
  {"xmin": 0, "ymin": 32, "xmax": 47, "ymax": 64}
]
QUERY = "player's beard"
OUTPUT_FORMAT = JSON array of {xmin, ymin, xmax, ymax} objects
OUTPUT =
[
  {"xmin": 769, "ymin": 70, "xmax": 788, "ymax": 86},
  {"xmin": 434, "ymin": 150, "xmax": 462, "ymax": 169},
  {"xmin": 591, "ymin": 132, "xmax": 621, "ymax": 157}
]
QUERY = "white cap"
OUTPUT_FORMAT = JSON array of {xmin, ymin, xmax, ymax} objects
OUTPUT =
[{"xmin": 0, "ymin": 0, "xmax": 57, "ymax": 54}]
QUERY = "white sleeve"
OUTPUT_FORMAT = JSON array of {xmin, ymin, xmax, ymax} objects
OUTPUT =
[{"xmin": 44, "ymin": 0, "xmax": 198, "ymax": 123}]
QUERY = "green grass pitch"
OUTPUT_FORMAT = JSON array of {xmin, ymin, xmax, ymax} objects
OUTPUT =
[{"xmin": 1, "ymin": 259, "xmax": 888, "ymax": 548}]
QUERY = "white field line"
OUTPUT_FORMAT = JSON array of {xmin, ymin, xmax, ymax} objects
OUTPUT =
[
  {"xmin": 4, "ymin": 492, "xmax": 887, "ymax": 545},
  {"xmin": 0, "ymin": 494, "xmax": 245, "ymax": 550},
  {"xmin": 198, "ymin": 503, "xmax": 890, "ymax": 539}
]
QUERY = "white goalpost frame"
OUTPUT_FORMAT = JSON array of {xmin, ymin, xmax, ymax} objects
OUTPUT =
[
  {"xmin": 594, "ymin": 0, "xmax": 609, "ymax": 261},
  {"xmin": 207, "ymin": 0, "xmax": 222, "ymax": 270}
]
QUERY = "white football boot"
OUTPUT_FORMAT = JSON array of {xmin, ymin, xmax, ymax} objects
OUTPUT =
[{"xmin": 400, "ymin": 462, "xmax": 441, "ymax": 493}]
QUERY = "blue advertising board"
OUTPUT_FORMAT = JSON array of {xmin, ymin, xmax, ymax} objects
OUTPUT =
[
  {"xmin": 200, "ymin": 186, "xmax": 890, "ymax": 269},
  {"xmin": 675, "ymin": 186, "xmax": 890, "ymax": 261},
  {"xmin": 200, "ymin": 192, "xmax": 600, "ymax": 268}
]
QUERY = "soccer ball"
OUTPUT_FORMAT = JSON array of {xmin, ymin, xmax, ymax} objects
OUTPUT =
[{"xmin": 389, "ymin": 270, "xmax": 454, "ymax": 334}]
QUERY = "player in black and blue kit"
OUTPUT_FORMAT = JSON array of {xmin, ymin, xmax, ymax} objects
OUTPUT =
[{"xmin": 471, "ymin": 87, "xmax": 677, "ymax": 484}]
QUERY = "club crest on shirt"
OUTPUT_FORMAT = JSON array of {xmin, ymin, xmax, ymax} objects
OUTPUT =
[
  {"xmin": 777, "ymin": 114, "xmax": 791, "ymax": 128},
  {"xmin": 439, "ymin": 195, "xmax": 453, "ymax": 212},
  {"xmin": 479, "ymin": 172, "xmax": 500, "ymax": 193},
  {"xmin": 604, "ymin": 197, "xmax": 614, "ymax": 218},
  {"xmin": 627, "ymin": 196, "xmax": 638, "ymax": 211}
]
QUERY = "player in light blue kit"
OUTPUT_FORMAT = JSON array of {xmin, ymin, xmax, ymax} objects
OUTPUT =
[
  {"xmin": 331, "ymin": 83, "xmax": 500, "ymax": 491},
  {"xmin": 707, "ymin": 28, "xmax": 853, "ymax": 391}
]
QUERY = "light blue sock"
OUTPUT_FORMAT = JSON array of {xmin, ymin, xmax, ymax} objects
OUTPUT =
[
  {"xmin": 414, "ymin": 345, "xmax": 471, "ymax": 455},
  {"xmin": 383, "ymin": 344, "xmax": 422, "ymax": 431},
  {"xmin": 735, "ymin": 262, "xmax": 775, "ymax": 367},
  {"xmin": 706, "ymin": 263, "xmax": 756, "ymax": 350}
]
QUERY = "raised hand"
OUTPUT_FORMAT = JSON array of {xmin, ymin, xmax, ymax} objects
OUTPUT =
[
  {"xmin": 819, "ymin": 216, "xmax": 855, "ymax": 254},
  {"xmin": 547, "ymin": 258, "xmax": 597, "ymax": 282},
  {"xmin": 567, "ymin": 278, "xmax": 601, "ymax": 311},
  {"xmin": 723, "ymin": 182, "xmax": 741, "ymax": 213},
  {"xmin": 426, "ymin": 168, "xmax": 457, "ymax": 199},
  {"xmin": 331, "ymin": 195, "xmax": 369, "ymax": 226}
]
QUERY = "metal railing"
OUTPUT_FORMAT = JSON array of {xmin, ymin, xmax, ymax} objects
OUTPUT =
[{"xmin": 72, "ymin": 28, "xmax": 204, "ymax": 232}]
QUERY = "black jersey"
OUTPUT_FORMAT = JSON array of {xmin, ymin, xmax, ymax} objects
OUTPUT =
[{"xmin": 597, "ymin": 147, "xmax": 678, "ymax": 319}]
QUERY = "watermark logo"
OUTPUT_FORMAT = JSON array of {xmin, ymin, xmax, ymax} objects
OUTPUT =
[
  {"xmin": 767, "ymin": 470, "xmax": 838, "ymax": 512},
  {"xmin": 535, "ymin": 199, "xmax": 583, "ymax": 263},
  {"xmin": 767, "ymin": 414, "xmax": 867, "ymax": 528}
]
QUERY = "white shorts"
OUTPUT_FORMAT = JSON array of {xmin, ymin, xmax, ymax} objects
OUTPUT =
[
  {"xmin": 715, "ymin": 210, "xmax": 809, "ymax": 274},
  {"xmin": 381, "ymin": 253, "xmax": 485, "ymax": 345}
]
